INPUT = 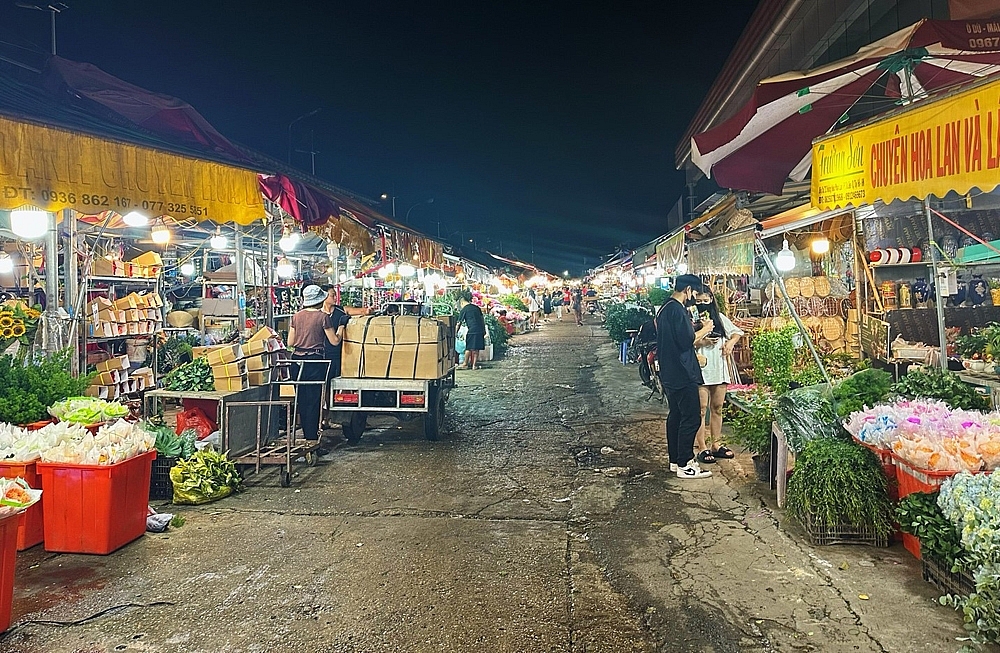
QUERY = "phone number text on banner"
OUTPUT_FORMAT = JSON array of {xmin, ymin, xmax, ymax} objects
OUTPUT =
[{"xmin": 0, "ymin": 115, "xmax": 264, "ymax": 224}]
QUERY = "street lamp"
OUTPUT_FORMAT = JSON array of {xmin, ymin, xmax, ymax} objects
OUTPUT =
[
  {"xmin": 287, "ymin": 108, "xmax": 321, "ymax": 166},
  {"xmin": 404, "ymin": 198, "xmax": 434, "ymax": 224},
  {"xmin": 15, "ymin": 3, "xmax": 66, "ymax": 56},
  {"xmin": 380, "ymin": 193, "xmax": 397, "ymax": 219}
]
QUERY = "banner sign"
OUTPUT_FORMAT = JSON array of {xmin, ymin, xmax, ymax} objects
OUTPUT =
[
  {"xmin": 811, "ymin": 76, "xmax": 1000, "ymax": 211},
  {"xmin": 859, "ymin": 314, "xmax": 891, "ymax": 361},
  {"xmin": 0, "ymin": 115, "xmax": 264, "ymax": 224},
  {"xmin": 687, "ymin": 228, "xmax": 756, "ymax": 276},
  {"xmin": 655, "ymin": 231, "xmax": 685, "ymax": 270}
]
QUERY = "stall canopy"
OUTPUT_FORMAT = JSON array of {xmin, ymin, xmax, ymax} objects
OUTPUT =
[
  {"xmin": 812, "ymin": 74, "xmax": 1000, "ymax": 211},
  {"xmin": 692, "ymin": 18, "xmax": 1000, "ymax": 195}
]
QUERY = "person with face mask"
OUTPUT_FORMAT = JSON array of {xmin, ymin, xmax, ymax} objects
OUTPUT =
[
  {"xmin": 693, "ymin": 289, "xmax": 743, "ymax": 464},
  {"xmin": 656, "ymin": 274, "xmax": 716, "ymax": 479}
]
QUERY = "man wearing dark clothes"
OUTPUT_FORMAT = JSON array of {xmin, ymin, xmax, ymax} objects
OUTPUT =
[
  {"xmin": 657, "ymin": 274, "xmax": 715, "ymax": 479},
  {"xmin": 321, "ymin": 285, "xmax": 351, "ymax": 379},
  {"xmin": 456, "ymin": 291, "xmax": 486, "ymax": 370}
]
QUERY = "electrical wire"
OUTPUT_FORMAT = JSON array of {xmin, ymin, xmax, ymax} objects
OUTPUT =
[{"xmin": 0, "ymin": 601, "xmax": 175, "ymax": 636}]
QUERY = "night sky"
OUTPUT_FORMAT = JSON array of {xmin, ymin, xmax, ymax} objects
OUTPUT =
[{"xmin": 0, "ymin": 1, "xmax": 759, "ymax": 275}]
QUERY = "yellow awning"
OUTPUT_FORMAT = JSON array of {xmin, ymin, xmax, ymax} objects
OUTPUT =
[{"xmin": 0, "ymin": 115, "xmax": 264, "ymax": 225}]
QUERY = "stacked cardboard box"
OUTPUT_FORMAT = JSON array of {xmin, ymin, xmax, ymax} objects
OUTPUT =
[
  {"xmin": 341, "ymin": 316, "xmax": 450, "ymax": 380},
  {"xmin": 192, "ymin": 328, "xmax": 285, "ymax": 391},
  {"xmin": 88, "ymin": 292, "xmax": 164, "ymax": 339},
  {"xmin": 85, "ymin": 355, "xmax": 155, "ymax": 399},
  {"xmin": 242, "ymin": 327, "xmax": 285, "ymax": 386},
  {"xmin": 91, "ymin": 252, "xmax": 163, "ymax": 279}
]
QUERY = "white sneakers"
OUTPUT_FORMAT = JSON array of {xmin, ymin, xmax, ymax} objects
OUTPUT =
[
  {"xmin": 676, "ymin": 460, "xmax": 712, "ymax": 479},
  {"xmin": 669, "ymin": 463, "xmax": 678, "ymax": 473}
]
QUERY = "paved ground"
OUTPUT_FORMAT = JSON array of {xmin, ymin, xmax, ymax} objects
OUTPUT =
[{"xmin": 0, "ymin": 316, "xmax": 982, "ymax": 652}]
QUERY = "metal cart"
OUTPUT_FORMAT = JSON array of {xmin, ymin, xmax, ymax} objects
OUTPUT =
[{"xmin": 327, "ymin": 367, "xmax": 456, "ymax": 443}]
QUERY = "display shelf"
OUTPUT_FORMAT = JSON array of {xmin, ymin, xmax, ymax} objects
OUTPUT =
[
  {"xmin": 873, "ymin": 260, "xmax": 1000, "ymax": 268},
  {"xmin": 87, "ymin": 275, "xmax": 158, "ymax": 284}
]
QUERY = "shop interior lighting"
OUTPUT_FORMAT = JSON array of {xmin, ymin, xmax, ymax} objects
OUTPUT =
[
  {"xmin": 180, "ymin": 262, "xmax": 196, "ymax": 277},
  {"xmin": 276, "ymin": 257, "xmax": 296, "ymax": 279},
  {"xmin": 811, "ymin": 237, "xmax": 830, "ymax": 255},
  {"xmin": 775, "ymin": 239, "xmax": 796, "ymax": 272},
  {"xmin": 151, "ymin": 222, "xmax": 171, "ymax": 244},
  {"xmin": 384, "ymin": 262, "xmax": 396, "ymax": 275},
  {"xmin": 278, "ymin": 226, "xmax": 300, "ymax": 252},
  {"xmin": 397, "ymin": 263, "xmax": 416, "ymax": 278},
  {"xmin": 122, "ymin": 211, "xmax": 149, "ymax": 228},
  {"xmin": 210, "ymin": 227, "xmax": 228, "ymax": 250},
  {"xmin": 0, "ymin": 253, "xmax": 13, "ymax": 274},
  {"xmin": 338, "ymin": 272, "xmax": 348, "ymax": 283},
  {"xmin": 676, "ymin": 262, "xmax": 688, "ymax": 274},
  {"xmin": 9, "ymin": 208, "xmax": 48, "ymax": 240},
  {"xmin": 377, "ymin": 266, "xmax": 390, "ymax": 279}
]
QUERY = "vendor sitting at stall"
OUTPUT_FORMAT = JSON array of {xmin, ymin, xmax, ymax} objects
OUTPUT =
[{"xmin": 288, "ymin": 285, "xmax": 345, "ymax": 448}]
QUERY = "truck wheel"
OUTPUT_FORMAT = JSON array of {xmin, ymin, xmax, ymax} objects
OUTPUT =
[
  {"xmin": 424, "ymin": 388, "xmax": 445, "ymax": 441},
  {"xmin": 342, "ymin": 412, "xmax": 367, "ymax": 444}
]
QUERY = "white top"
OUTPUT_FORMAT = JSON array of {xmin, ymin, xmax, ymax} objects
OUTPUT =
[
  {"xmin": 528, "ymin": 297, "xmax": 540, "ymax": 312},
  {"xmin": 696, "ymin": 313, "xmax": 744, "ymax": 386}
]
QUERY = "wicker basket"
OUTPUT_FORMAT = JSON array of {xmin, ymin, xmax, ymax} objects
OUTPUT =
[
  {"xmin": 822, "ymin": 317, "xmax": 844, "ymax": 340},
  {"xmin": 814, "ymin": 276, "xmax": 831, "ymax": 298},
  {"xmin": 784, "ymin": 278, "xmax": 800, "ymax": 297},
  {"xmin": 798, "ymin": 276, "xmax": 815, "ymax": 297}
]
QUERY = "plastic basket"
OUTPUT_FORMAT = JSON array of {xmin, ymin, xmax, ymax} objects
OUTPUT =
[
  {"xmin": 902, "ymin": 533, "xmax": 922, "ymax": 559},
  {"xmin": 0, "ymin": 460, "xmax": 43, "ymax": 550},
  {"xmin": 37, "ymin": 450, "xmax": 155, "ymax": 555},
  {"xmin": 803, "ymin": 513, "xmax": 889, "ymax": 547},
  {"xmin": 922, "ymin": 554, "xmax": 976, "ymax": 597},
  {"xmin": 149, "ymin": 456, "xmax": 177, "ymax": 501},
  {"xmin": 891, "ymin": 454, "xmax": 957, "ymax": 500},
  {"xmin": 0, "ymin": 512, "xmax": 18, "ymax": 633}
]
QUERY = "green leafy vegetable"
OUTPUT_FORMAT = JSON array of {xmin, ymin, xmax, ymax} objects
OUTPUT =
[
  {"xmin": 49, "ymin": 397, "xmax": 130, "ymax": 424},
  {"xmin": 891, "ymin": 366, "xmax": 989, "ymax": 411},
  {"xmin": 832, "ymin": 368, "xmax": 893, "ymax": 417},
  {"xmin": 170, "ymin": 449, "xmax": 242, "ymax": 505},
  {"xmin": 162, "ymin": 358, "xmax": 214, "ymax": 392},
  {"xmin": 0, "ymin": 349, "xmax": 91, "ymax": 424},
  {"xmin": 775, "ymin": 384, "xmax": 844, "ymax": 453},
  {"xmin": 143, "ymin": 421, "xmax": 196, "ymax": 458},
  {"xmin": 751, "ymin": 327, "xmax": 796, "ymax": 393},
  {"xmin": 499, "ymin": 294, "xmax": 528, "ymax": 311},
  {"xmin": 726, "ymin": 389, "xmax": 775, "ymax": 455},
  {"xmin": 895, "ymin": 491, "xmax": 970, "ymax": 571}
]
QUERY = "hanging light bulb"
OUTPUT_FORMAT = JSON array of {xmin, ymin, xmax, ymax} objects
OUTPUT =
[
  {"xmin": 151, "ymin": 222, "xmax": 171, "ymax": 244},
  {"xmin": 384, "ymin": 262, "xmax": 396, "ymax": 275},
  {"xmin": 0, "ymin": 253, "xmax": 13, "ymax": 274},
  {"xmin": 9, "ymin": 208, "xmax": 48, "ymax": 240},
  {"xmin": 397, "ymin": 263, "xmax": 416, "ymax": 278},
  {"xmin": 180, "ymin": 262, "xmax": 196, "ymax": 277},
  {"xmin": 775, "ymin": 239, "xmax": 796, "ymax": 272},
  {"xmin": 279, "ymin": 226, "xmax": 298, "ymax": 252},
  {"xmin": 676, "ymin": 262, "xmax": 689, "ymax": 274},
  {"xmin": 377, "ymin": 266, "xmax": 390, "ymax": 279},
  {"xmin": 210, "ymin": 228, "xmax": 228, "ymax": 250},
  {"xmin": 811, "ymin": 237, "xmax": 830, "ymax": 255},
  {"xmin": 276, "ymin": 257, "xmax": 296, "ymax": 279},
  {"xmin": 338, "ymin": 272, "xmax": 348, "ymax": 283},
  {"xmin": 122, "ymin": 211, "xmax": 149, "ymax": 227}
]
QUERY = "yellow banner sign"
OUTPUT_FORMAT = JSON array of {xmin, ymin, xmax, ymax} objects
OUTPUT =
[
  {"xmin": 812, "ymin": 77, "xmax": 1000, "ymax": 211},
  {"xmin": 0, "ymin": 115, "xmax": 264, "ymax": 224}
]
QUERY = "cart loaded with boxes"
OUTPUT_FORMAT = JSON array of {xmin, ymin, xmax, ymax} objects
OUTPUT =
[{"xmin": 329, "ymin": 315, "xmax": 456, "ymax": 442}]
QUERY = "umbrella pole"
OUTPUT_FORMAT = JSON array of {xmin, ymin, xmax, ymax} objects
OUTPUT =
[{"xmin": 924, "ymin": 198, "xmax": 949, "ymax": 370}]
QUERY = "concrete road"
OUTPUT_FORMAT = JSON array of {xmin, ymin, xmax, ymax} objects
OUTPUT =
[{"xmin": 0, "ymin": 317, "xmax": 978, "ymax": 652}]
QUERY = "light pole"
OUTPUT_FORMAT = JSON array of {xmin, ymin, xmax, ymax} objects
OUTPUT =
[
  {"xmin": 380, "ymin": 194, "xmax": 397, "ymax": 219},
  {"xmin": 404, "ymin": 198, "xmax": 434, "ymax": 225},
  {"xmin": 287, "ymin": 108, "xmax": 321, "ymax": 166},
  {"xmin": 16, "ymin": 2, "xmax": 66, "ymax": 55}
]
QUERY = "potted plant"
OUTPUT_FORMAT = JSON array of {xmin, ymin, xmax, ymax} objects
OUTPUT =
[
  {"xmin": 727, "ymin": 390, "xmax": 775, "ymax": 481},
  {"xmin": 786, "ymin": 438, "xmax": 893, "ymax": 546},
  {"xmin": 955, "ymin": 330, "xmax": 989, "ymax": 371},
  {"xmin": 646, "ymin": 287, "xmax": 668, "ymax": 313}
]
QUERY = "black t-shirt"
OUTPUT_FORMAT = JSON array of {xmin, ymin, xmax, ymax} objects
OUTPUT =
[
  {"xmin": 323, "ymin": 305, "xmax": 350, "ymax": 358},
  {"xmin": 457, "ymin": 303, "xmax": 486, "ymax": 335},
  {"xmin": 656, "ymin": 299, "xmax": 704, "ymax": 390}
]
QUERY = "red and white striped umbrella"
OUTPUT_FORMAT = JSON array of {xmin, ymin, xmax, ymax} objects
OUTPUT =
[{"xmin": 691, "ymin": 19, "xmax": 1000, "ymax": 196}]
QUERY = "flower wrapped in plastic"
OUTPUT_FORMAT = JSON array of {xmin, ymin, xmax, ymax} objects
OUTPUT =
[{"xmin": 0, "ymin": 477, "xmax": 40, "ymax": 517}]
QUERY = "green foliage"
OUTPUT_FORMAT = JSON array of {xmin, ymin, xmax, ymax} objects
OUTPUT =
[
  {"xmin": 786, "ymin": 438, "xmax": 893, "ymax": 535},
  {"xmin": 604, "ymin": 306, "xmax": 652, "ymax": 344},
  {"xmin": 499, "ymin": 294, "xmax": 528, "ymax": 311},
  {"xmin": 156, "ymin": 334, "xmax": 198, "ymax": 376},
  {"xmin": 162, "ymin": 358, "xmax": 214, "ymax": 392},
  {"xmin": 955, "ymin": 330, "xmax": 989, "ymax": 359},
  {"xmin": 170, "ymin": 449, "xmax": 242, "ymax": 505},
  {"xmin": 940, "ymin": 565, "xmax": 1000, "ymax": 647},
  {"xmin": 646, "ymin": 287, "xmax": 668, "ymax": 307},
  {"xmin": 775, "ymin": 384, "xmax": 843, "ymax": 453},
  {"xmin": 727, "ymin": 390, "xmax": 775, "ymax": 455},
  {"xmin": 892, "ymin": 366, "xmax": 989, "ymax": 411},
  {"xmin": 790, "ymin": 363, "xmax": 825, "ymax": 388},
  {"xmin": 896, "ymin": 491, "xmax": 970, "ymax": 571},
  {"xmin": 144, "ymin": 421, "xmax": 197, "ymax": 459},
  {"xmin": 751, "ymin": 327, "xmax": 796, "ymax": 393},
  {"xmin": 483, "ymin": 313, "xmax": 509, "ymax": 355},
  {"xmin": 832, "ymin": 368, "xmax": 893, "ymax": 417},
  {"xmin": 0, "ymin": 348, "xmax": 90, "ymax": 424}
]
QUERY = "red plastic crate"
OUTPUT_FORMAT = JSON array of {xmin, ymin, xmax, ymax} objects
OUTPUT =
[
  {"xmin": 0, "ymin": 512, "xmax": 19, "ymax": 633},
  {"xmin": 902, "ymin": 533, "xmax": 922, "ymax": 559},
  {"xmin": 891, "ymin": 453, "xmax": 957, "ymax": 500},
  {"xmin": 0, "ymin": 461, "xmax": 43, "ymax": 551},
  {"xmin": 37, "ymin": 450, "xmax": 154, "ymax": 555}
]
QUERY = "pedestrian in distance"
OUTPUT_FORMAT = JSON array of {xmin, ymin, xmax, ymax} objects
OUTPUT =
[
  {"xmin": 553, "ymin": 290, "xmax": 564, "ymax": 320},
  {"xmin": 542, "ymin": 291, "xmax": 553, "ymax": 322},
  {"xmin": 527, "ymin": 289, "xmax": 541, "ymax": 330},
  {"xmin": 562, "ymin": 287, "xmax": 572, "ymax": 320},
  {"xmin": 456, "ymin": 290, "xmax": 486, "ymax": 370},
  {"xmin": 657, "ymin": 274, "xmax": 716, "ymax": 479},
  {"xmin": 288, "ymin": 285, "xmax": 345, "ymax": 453},
  {"xmin": 693, "ymin": 289, "xmax": 743, "ymax": 464},
  {"xmin": 572, "ymin": 288, "xmax": 583, "ymax": 326}
]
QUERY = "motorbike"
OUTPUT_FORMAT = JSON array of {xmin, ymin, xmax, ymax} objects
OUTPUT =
[{"xmin": 630, "ymin": 319, "xmax": 664, "ymax": 402}]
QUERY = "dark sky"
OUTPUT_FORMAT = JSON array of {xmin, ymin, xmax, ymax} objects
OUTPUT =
[{"xmin": 1, "ymin": 1, "xmax": 758, "ymax": 275}]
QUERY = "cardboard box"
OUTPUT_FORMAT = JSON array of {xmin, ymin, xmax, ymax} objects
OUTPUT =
[
  {"xmin": 201, "ymin": 298, "xmax": 238, "ymax": 316},
  {"xmin": 89, "ymin": 297, "xmax": 114, "ymax": 314},
  {"xmin": 130, "ymin": 252, "xmax": 163, "ymax": 278},
  {"xmin": 92, "ymin": 258, "xmax": 127, "ymax": 277},
  {"xmin": 96, "ymin": 355, "xmax": 130, "ymax": 373},
  {"xmin": 95, "ymin": 369, "xmax": 126, "ymax": 386},
  {"xmin": 214, "ymin": 375, "xmax": 250, "ymax": 392},
  {"xmin": 245, "ymin": 353, "xmax": 273, "ymax": 371},
  {"xmin": 249, "ymin": 326, "xmax": 279, "ymax": 342},
  {"xmin": 205, "ymin": 343, "xmax": 243, "ymax": 366},
  {"xmin": 211, "ymin": 360, "xmax": 247, "ymax": 379},
  {"xmin": 278, "ymin": 384, "xmax": 295, "ymax": 398},
  {"xmin": 93, "ymin": 309, "xmax": 119, "ymax": 324},
  {"xmin": 113, "ymin": 295, "xmax": 137, "ymax": 311},
  {"xmin": 248, "ymin": 370, "xmax": 272, "ymax": 386},
  {"xmin": 85, "ymin": 385, "xmax": 116, "ymax": 400},
  {"xmin": 341, "ymin": 316, "xmax": 450, "ymax": 379}
]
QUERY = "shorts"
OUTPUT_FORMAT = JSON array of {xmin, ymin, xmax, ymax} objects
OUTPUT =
[{"xmin": 466, "ymin": 332, "xmax": 486, "ymax": 351}]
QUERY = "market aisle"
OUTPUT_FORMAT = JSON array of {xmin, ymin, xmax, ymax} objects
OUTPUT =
[{"xmin": 1, "ymin": 314, "xmax": 979, "ymax": 653}]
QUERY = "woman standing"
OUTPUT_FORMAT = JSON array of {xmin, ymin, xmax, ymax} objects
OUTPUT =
[
  {"xmin": 288, "ymin": 285, "xmax": 345, "ymax": 446},
  {"xmin": 527, "ymin": 290, "xmax": 541, "ymax": 330},
  {"xmin": 456, "ymin": 291, "xmax": 486, "ymax": 370},
  {"xmin": 572, "ymin": 289, "xmax": 583, "ymax": 326},
  {"xmin": 542, "ymin": 292, "xmax": 553, "ymax": 323},
  {"xmin": 693, "ymin": 289, "xmax": 743, "ymax": 464}
]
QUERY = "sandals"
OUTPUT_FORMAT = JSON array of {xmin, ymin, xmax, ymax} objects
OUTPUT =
[
  {"xmin": 713, "ymin": 446, "xmax": 735, "ymax": 459},
  {"xmin": 697, "ymin": 450, "xmax": 717, "ymax": 464}
]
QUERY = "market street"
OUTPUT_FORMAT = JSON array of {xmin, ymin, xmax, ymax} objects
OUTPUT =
[{"xmin": 1, "ymin": 318, "xmax": 974, "ymax": 653}]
